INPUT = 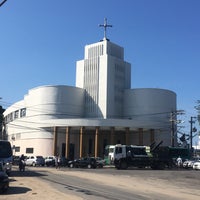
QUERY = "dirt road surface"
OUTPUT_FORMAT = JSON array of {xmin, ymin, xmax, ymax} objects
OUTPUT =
[
  {"xmin": 1, "ymin": 166, "xmax": 200, "ymax": 200},
  {"xmin": 1, "ymin": 166, "xmax": 81, "ymax": 200}
]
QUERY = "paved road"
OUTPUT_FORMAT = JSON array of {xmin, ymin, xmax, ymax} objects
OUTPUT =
[
  {"xmin": 49, "ymin": 167, "xmax": 200, "ymax": 199},
  {"xmin": 2, "ymin": 166, "xmax": 200, "ymax": 200}
]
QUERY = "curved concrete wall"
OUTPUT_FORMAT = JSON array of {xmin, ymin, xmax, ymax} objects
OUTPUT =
[
  {"xmin": 3, "ymin": 85, "xmax": 85, "ymax": 156},
  {"xmin": 123, "ymin": 88, "xmax": 176, "ymax": 128},
  {"xmin": 3, "ymin": 86, "xmax": 177, "ymax": 156},
  {"xmin": 24, "ymin": 85, "xmax": 85, "ymax": 120}
]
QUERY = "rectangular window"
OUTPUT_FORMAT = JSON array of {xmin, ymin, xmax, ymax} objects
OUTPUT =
[
  {"xmin": 20, "ymin": 108, "xmax": 26, "ymax": 117},
  {"xmin": 9, "ymin": 113, "xmax": 13, "ymax": 122},
  {"xmin": 15, "ymin": 146, "xmax": 20, "ymax": 152},
  {"xmin": 115, "ymin": 147, "xmax": 122, "ymax": 154},
  {"xmin": 26, "ymin": 148, "xmax": 34, "ymax": 154},
  {"xmin": 14, "ymin": 110, "xmax": 19, "ymax": 119}
]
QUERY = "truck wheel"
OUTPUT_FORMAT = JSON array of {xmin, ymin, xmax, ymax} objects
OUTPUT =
[
  {"xmin": 151, "ymin": 165, "xmax": 157, "ymax": 170},
  {"xmin": 151, "ymin": 163, "xmax": 165, "ymax": 170},
  {"xmin": 158, "ymin": 163, "xmax": 165, "ymax": 170},
  {"xmin": 2, "ymin": 183, "xmax": 9, "ymax": 193},
  {"xmin": 120, "ymin": 161, "xmax": 128, "ymax": 170}
]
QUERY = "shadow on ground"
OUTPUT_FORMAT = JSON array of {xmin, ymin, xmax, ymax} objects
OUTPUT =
[
  {"xmin": 0, "ymin": 166, "xmax": 48, "ymax": 195},
  {"xmin": 10, "ymin": 166, "xmax": 48, "ymax": 177},
  {"xmin": 1, "ymin": 186, "xmax": 32, "ymax": 195}
]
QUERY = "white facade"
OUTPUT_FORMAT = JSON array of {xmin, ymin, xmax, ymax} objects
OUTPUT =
[
  {"xmin": 3, "ymin": 39, "xmax": 177, "ymax": 157},
  {"xmin": 4, "ymin": 85, "xmax": 85, "ymax": 156},
  {"xmin": 124, "ymin": 88, "xmax": 176, "ymax": 124},
  {"xmin": 76, "ymin": 40, "xmax": 131, "ymax": 118},
  {"xmin": 124, "ymin": 88, "xmax": 177, "ymax": 145}
]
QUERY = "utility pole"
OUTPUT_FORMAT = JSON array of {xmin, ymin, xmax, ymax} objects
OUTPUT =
[
  {"xmin": 170, "ymin": 110, "xmax": 185, "ymax": 147},
  {"xmin": 171, "ymin": 112, "xmax": 175, "ymax": 147},
  {"xmin": 0, "ymin": 97, "xmax": 4, "ymax": 140},
  {"xmin": 189, "ymin": 116, "xmax": 197, "ymax": 150}
]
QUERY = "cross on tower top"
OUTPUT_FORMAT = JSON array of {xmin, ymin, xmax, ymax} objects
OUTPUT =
[{"xmin": 99, "ymin": 18, "xmax": 112, "ymax": 41}]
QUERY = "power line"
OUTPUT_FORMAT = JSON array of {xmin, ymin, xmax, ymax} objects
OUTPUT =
[
  {"xmin": 1, "ymin": 99, "xmax": 177, "ymax": 121},
  {"xmin": 0, "ymin": 0, "xmax": 7, "ymax": 7},
  {"xmin": 1, "ymin": 100, "xmax": 183, "ymax": 135}
]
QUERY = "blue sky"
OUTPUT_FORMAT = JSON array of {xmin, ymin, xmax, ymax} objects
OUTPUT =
[{"xmin": 0, "ymin": 0, "xmax": 199, "ymax": 143}]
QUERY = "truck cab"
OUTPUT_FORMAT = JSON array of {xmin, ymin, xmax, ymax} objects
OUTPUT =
[{"xmin": 113, "ymin": 144, "xmax": 150, "ymax": 169}]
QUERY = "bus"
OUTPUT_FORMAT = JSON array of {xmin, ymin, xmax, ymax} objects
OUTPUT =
[{"xmin": 0, "ymin": 140, "xmax": 12, "ymax": 175}]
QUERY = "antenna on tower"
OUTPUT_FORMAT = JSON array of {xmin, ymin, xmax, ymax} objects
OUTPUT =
[{"xmin": 99, "ymin": 18, "xmax": 113, "ymax": 41}]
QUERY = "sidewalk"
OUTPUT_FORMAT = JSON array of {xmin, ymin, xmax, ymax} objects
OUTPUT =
[{"xmin": 1, "ymin": 166, "xmax": 82, "ymax": 200}]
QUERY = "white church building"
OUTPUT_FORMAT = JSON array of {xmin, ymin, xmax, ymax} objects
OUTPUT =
[{"xmin": 3, "ymin": 22, "xmax": 177, "ymax": 159}]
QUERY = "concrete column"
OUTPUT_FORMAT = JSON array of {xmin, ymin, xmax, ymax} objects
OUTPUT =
[
  {"xmin": 138, "ymin": 128, "xmax": 143, "ymax": 146},
  {"xmin": 150, "ymin": 129, "xmax": 155, "ymax": 144},
  {"xmin": 65, "ymin": 127, "xmax": 70, "ymax": 158},
  {"xmin": 110, "ymin": 127, "xmax": 115, "ymax": 145},
  {"xmin": 95, "ymin": 127, "xmax": 99, "ymax": 157},
  {"xmin": 53, "ymin": 126, "xmax": 57, "ymax": 156},
  {"xmin": 79, "ymin": 127, "xmax": 84, "ymax": 158},
  {"xmin": 125, "ymin": 127, "xmax": 130, "ymax": 145}
]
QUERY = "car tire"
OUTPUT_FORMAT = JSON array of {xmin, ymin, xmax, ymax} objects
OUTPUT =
[
  {"xmin": 120, "ymin": 161, "xmax": 128, "ymax": 170},
  {"xmin": 2, "ymin": 183, "xmax": 9, "ymax": 193}
]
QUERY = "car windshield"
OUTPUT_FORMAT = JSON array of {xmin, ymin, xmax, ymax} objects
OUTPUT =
[
  {"xmin": 36, "ymin": 156, "xmax": 43, "ymax": 159},
  {"xmin": 0, "ymin": 142, "xmax": 12, "ymax": 158}
]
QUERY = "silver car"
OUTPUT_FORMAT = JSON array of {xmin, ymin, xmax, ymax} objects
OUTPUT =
[
  {"xmin": 25, "ymin": 156, "xmax": 45, "ymax": 167},
  {"xmin": 193, "ymin": 161, "xmax": 200, "ymax": 170}
]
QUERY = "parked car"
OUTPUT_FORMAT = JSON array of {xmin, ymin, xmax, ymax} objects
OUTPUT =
[
  {"xmin": 0, "ymin": 162, "xmax": 9, "ymax": 193},
  {"xmin": 60, "ymin": 157, "xmax": 69, "ymax": 167},
  {"xmin": 193, "ymin": 160, "xmax": 200, "ymax": 170},
  {"xmin": 68, "ymin": 157, "xmax": 97, "ymax": 169},
  {"xmin": 44, "ymin": 156, "xmax": 56, "ymax": 166},
  {"xmin": 92, "ymin": 157, "xmax": 105, "ymax": 168},
  {"xmin": 25, "ymin": 156, "xmax": 45, "ymax": 167},
  {"xmin": 183, "ymin": 159, "xmax": 193, "ymax": 169},
  {"xmin": 183, "ymin": 158, "xmax": 199, "ymax": 169}
]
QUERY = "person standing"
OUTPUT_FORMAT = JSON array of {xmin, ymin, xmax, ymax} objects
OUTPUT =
[
  {"xmin": 57, "ymin": 156, "xmax": 61, "ymax": 168},
  {"xmin": 177, "ymin": 156, "xmax": 182, "ymax": 168},
  {"xmin": 55, "ymin": 155, "xmax": 61, "ymax": 169},
  {"xmin": 19, "ymin": 154, "xmax": 25, "ymax": 171}
]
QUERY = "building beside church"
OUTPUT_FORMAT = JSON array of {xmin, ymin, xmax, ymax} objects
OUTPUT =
[{"xmin": 3, "ymin": 24, "xmax": 177, "ymax": 159}]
